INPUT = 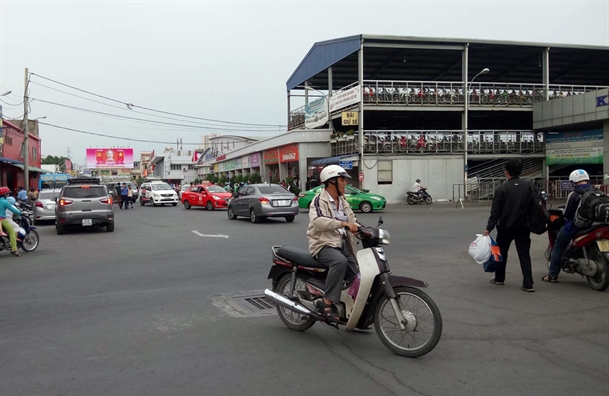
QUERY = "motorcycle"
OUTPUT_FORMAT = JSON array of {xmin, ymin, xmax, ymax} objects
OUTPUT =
[
  {"xmin": 264, "ymin": 217, "xmax": 442, "ymax": 358},
  {"xmin": 546, "ymin": 206, "xmax": 609, "ymax": 291},
  {"xmin": 406, "ymin": 188, "xmax": 433, "ymax": 205},
  {"xmin": 0, "ymin": 210, "xmax": 40, "ymax": 253}
]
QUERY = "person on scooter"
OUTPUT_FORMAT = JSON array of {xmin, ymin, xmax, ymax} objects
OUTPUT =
[
  {"xmin": 307, "ymin": 165, "xmax": 359, "ymax": 324},
  {"xmin": 542, "ymin": 169, "xmax": 592, "ymax": 283},
  {"xmin": 0, "ymin": 187, "xmax": 22, "ymax": 257},
  {"xmin": 412, "ymin": 179, "xmax": 425, "ymax": 202}
]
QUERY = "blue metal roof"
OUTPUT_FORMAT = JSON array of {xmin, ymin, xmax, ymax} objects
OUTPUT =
[
  {"xmin": 286, "ymin": 35, "xmax": 361, "ymax": 91},
  {"xmin": 310, "ymin": 155, "xmax": 350, "ymax": 166}
]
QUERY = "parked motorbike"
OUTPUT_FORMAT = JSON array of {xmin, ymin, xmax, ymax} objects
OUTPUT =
[
  {"xmin": 406, "ymin": 188, "xmax": 433, "ymax": 205},
  {"xmin": 264, "ymin": 217, "xmax": 442, "ymax": 358},
  {"xmin": 546, "ymin": 207, "xmax": 609, "ymax": 291},
  {"xmin": 0, "ymin": 211, "xmax": 40, "ymax": 253}
]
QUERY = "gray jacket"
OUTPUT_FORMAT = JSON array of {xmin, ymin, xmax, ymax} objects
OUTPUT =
[{"xmin": 307, "ymin": 188, "xmax": 358, "ymax": 258}]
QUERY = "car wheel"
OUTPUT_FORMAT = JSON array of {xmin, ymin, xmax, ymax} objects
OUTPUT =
[
  {"xmin": 285, "ymin": 215, "xmax": 295, "ymax": 223},
  {"xmin": 359, "ymin": 201, "xmax": 373, "ymax": 213},
  {"xmin": 250, "ymin": 209, "xmax": 261, "ymax": 223},
  {"xmin": 184, "ymin": 201, "xmax": 191, "ymax": 209},
  {"xmin": 172, "ymin": 203, "xmax": 177, "ymax": 206},
  {"xmin": 56, "ymin": 225, "xmax": 66, "ymax": 235},
  {"xmin": 206, "ymin": 201, "xmax": 214, "ymax": 211},
  {"xmin": 228, "ymin": 207, "xmax": 237, "ymax": 220},
  {"xmin": 152, "ymin": 202, "xmax": 157, "ymax": 207},
  {"xmin": 106, "ymin": 223, "xmax": 115, "ymax": 232}
]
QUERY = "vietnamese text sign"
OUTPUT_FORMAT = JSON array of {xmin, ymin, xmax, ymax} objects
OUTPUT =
[
  {"xmin": 263, "ymin": 148, "xmax": 279, "ymax": 165},
  {"xmin": 341, "ymin": 111, "xmax": 359, "ymax": 126},
  {"xmin": 86, "ymin": 148, "xmax": 134, "ymax": 169},
  {"xmin": 279, "ymin": 143, "xmax": 299, "ymax": 163},
  {"xmin": 329, "ymin": 85, "xmax": 361, "ymax": 113},
  {"xmin": 339, "ymin": 160, "xmax": 353, "ymax": 170},
  {"xmin": 546, "ymin": 130, "xmax": 603, "ymax": 165},
  {"xmin": 305, "ymin": 97, "xmax": 329, "ymax": 129},
  {"xmin": 250, "ymin": 153, "xmax": 260, "ymax": 167}
]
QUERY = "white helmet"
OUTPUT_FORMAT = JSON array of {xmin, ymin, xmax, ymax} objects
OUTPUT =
[
  {"xmin": 320, "ymin": 165, "xmax": 352, "ymax": 183},
  {"xmin": 569, "ymin": 169, "xmax": 590, "ymax": 184}
]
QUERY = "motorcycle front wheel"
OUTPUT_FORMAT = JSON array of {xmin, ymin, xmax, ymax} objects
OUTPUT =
[
  {"xmin": 21, "ymin": 230, "xmax": 39, "ymax": 252},
  {"xmin": 374, "ymin": 286, "xmax": 442, "ymax": 358},
  {"xmin": 406, "ymin": 195, "xmax": 417, "ymax": 205},
  {"xmin": 424, "ymin": 195, "xmax": 433, "ymax": 205},
  {"xmin": 274, "ymin": 274, "xmax": 315, "ymax": 331},
  {"xmin": 586, "ymin": 245, "xmax": 609, "ymax": 291}
]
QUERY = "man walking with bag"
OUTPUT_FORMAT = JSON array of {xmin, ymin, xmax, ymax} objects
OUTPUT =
[{"xmin": 483, "ymin": 159, "xmax": 535, "ymax": 292}]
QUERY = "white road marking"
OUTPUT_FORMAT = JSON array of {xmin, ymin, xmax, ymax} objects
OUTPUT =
[{"xmin": 191, "ymin": 230, "xmax": 229, "ymax": 239}]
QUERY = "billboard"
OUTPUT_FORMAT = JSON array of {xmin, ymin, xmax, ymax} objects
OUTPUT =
[
  {"xmin": 86, "ymin": 148, "xmax": 134, "ymax": 169},
  {"xmin": 546, "ymin": 130, "xmax": 603, "ymax": 165}
]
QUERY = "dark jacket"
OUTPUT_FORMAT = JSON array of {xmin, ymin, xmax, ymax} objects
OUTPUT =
[
  {"xmin": 486, "ymin": 177, "xmax": 532, "ymax": 232},
  {"xmin": 562, "ymin": 183, "xmax": 591, "ymax": 236}
]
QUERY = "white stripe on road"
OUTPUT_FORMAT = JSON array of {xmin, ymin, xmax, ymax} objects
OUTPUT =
[{"xmin": 191, "ymin": 231, "xmax": 229, "ymax": 239}]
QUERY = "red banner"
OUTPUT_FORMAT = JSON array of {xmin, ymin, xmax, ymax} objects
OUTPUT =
[{"xmin": 279, "ymin": 144, "xmax": 299, "ymax": 163}]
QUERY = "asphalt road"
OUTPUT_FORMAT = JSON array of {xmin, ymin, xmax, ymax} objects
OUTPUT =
[{"xmin": 1, "ymin": 201, "xmax": 607, "ymax": 396}]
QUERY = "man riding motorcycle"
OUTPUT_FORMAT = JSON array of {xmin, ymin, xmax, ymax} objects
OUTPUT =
[
  {"xmin": 0, "ymin": 187, "xmax": 22, "ymax": 257},
  {"xmin": 307, "ymin": 165, "xmax": 359, "ymax": 324},
  {"xmin": 543, "ymin": 169, "xmax": 592, "ymax": 283},
  {"xmin": 412, "ymin": 179, "xmax": 426, "ymax": 201}
]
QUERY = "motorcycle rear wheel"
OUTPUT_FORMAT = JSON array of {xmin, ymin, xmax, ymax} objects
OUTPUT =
[
  {"xmin": 586, "ymin": 245, "xmax": 609, "ymax": 291},
  {"xmin": 274, "ymin": 274, "xmax": 315, "ymax": 331},
  {"xmin": 374, "ymin": 286, "xmax": 442, "ymax": 358},
  {"xmin": 406, "ymin": 195, "xmax": 417, "ymax": 205}
]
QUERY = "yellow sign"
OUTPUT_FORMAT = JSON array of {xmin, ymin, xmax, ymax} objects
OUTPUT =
[
  {"xmin": 341, "ymin": 111, "xmax": 359, "ymax": 126},
  {"xmin": 213, "ymin": 164, "xmax": 219, "ymax": 173}
]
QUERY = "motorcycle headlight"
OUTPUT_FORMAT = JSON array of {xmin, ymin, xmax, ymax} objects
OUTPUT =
[{"xmin": 379, "ymin": 229, "xmax": 390, "ymax": 245}]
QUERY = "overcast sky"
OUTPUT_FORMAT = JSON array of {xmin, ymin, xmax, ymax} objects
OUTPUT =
[{"xmin": 1, "ymin": 0, "xmax": 607, "ymax": 167}]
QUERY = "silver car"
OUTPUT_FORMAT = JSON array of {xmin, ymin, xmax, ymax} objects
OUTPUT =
[
  {"xmin": 33, "ymin": 189, "xmax": 62, "ymax": 223},
  {"xmin": 227, "ymin": 183, "xmax": 299, "ymax": 223},
  {"xmin": 55, "ymin": 178, "xmax": 114, "ymax": 234}
]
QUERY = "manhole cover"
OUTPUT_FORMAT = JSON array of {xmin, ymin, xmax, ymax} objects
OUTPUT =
[{"xmin": 211, "ymin": 291, "xmax": 277, "ymax": 317}]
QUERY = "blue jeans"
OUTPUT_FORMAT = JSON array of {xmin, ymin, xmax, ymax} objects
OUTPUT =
[{"xmin": 549, "ymin": 228, "xmax": 572, "ymax": 278}]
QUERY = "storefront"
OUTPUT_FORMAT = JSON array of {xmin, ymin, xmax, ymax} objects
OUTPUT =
[
  {"xmin": 279, "ymin": 143, "xmax": 300, "ymax": 181},
  {"xmin": 263, "ymin": 148, "xmax": 279, "ymax": 182},
  {"xmin": 250, "ymin": 153, "xmax": 261, "ymax": 175}
]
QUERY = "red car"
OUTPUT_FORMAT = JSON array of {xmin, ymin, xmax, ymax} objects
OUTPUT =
[{"xmin": 181, "ymin": 184, "xmax": 232, "ymax": 210}]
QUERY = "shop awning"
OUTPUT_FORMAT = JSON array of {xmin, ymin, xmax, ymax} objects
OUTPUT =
[
  {"xmin": 310, "ymin": 155, "xmax": 356, "ymax": 166},
  {"xmin": 0, "ymin": 157, "xmax": 23, "ymax": 165},
  {"xmin": 11, "ymin": 164, "xmax": 51, "ymax": 173}
]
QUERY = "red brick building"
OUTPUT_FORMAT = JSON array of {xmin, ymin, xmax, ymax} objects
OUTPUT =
[{"xmin": 0, "ymin": 119, "xmax": 44, "ymax": 191}]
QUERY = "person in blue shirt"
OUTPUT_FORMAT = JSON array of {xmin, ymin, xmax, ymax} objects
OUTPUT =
[
  {"xmin": 543, "ymin": 169, "xmax": 592, "ymax": 283},
  {"xmin": 0, "ymin": 187, "xmax": 22, "ymax": 256},
  {"xmin": 17, "ymin": 186, "xmax": 28, "ymax": 202},
  {"xmin": 120, "ymin": 183, "xmax": 129, "ymax": 210}
]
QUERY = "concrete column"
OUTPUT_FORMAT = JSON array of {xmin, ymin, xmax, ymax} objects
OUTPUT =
[
  {"xmin": 358, "ymin": 40, "xmax": 364, "ymax": 189},
  {"xmin": 542, "ymin": 48, "xmax": 550, "ymax": 101},
  {"xmin": 604, "ymin": 121, "xmax": 609, "ymax": 182}
]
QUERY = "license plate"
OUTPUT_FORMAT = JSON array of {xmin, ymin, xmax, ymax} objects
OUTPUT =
[
  {"xmin": 275, "ymin": 200, "xmax": 291, "ymax": 207},
  {"xmin": 597, "ymin": 240, "xmax": 609, "ymax": 252},
  {"xmin": 46, "ymin": 204, "xmax": 54, "ymax": 209},
  {"xmin": 82, "ymin": 219, "xmax": 92, "ymax": 226}
]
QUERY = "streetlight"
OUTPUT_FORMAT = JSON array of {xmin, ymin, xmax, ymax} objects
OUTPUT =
[{"xmin": 464, "ymin": 67, "xmax": 490, "ymax": 199}]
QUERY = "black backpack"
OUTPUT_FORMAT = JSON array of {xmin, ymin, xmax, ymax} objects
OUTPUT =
[
  {"xmin": 573, "ymin": 188, "xmax": 609, "ymax": 229},
  {"xmin": 527, "ymin": 182, "xmax": 550, "ymax": 235}
]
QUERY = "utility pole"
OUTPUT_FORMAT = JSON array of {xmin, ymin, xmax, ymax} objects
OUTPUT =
[{"xmin": 23, "ymin": 68, "xmax": 30, "ymax": 189}]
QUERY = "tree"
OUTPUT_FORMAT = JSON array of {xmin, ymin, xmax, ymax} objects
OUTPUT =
[{"xmin": 42, "ymin": 155, "xmax": 68, "ymax": 165}]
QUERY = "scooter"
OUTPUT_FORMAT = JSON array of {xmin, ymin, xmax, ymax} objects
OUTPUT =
[
  {"xmin": 546, "ymin": 207, "xmax": 609, "ymax": 291},
  {"xmin": 0, "ymin": 211, "xmax": 40, "ymax": 253},
  {"xmin": 264, "ymin": 217, "xmax": 442, "ymax": 358},
  {"xmin": 406, "ymin": 188, "xmax": 433, "ymax": 205}
]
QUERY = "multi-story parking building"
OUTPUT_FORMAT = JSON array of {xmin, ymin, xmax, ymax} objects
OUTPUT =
[{"xmin": 205, "ymin": 34, "xmax": 609, "ymax": 203}]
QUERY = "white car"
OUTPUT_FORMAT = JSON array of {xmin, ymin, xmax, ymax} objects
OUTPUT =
[
  {"xmin": 139, "ymin": 181, "xmax": 179, "ymax": 206},
  {"xmin": 178, "ymin": 184, "xmax": 191, "ymax": 200}
]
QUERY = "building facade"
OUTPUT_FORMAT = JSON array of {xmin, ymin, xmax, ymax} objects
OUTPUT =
[{"xmin": 0, "ymin": 119, "xmax": 45, "ymax": 191}]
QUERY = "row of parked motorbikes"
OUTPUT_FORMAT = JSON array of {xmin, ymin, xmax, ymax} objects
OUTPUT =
[{"xmin": 0, "ymin": 202, "xmax": 40, "ymax": 255}]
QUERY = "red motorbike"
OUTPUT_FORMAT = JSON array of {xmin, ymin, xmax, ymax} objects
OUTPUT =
[{"xmin": 546, "ymin": 206, "xmax": 609, "ymax": 291}]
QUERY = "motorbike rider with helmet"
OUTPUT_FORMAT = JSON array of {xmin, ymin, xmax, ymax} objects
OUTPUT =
[
  {"xmin": 0, "ymin": 187, "xmax": 22, "ymax": 256},
  {"xmin": 307, "ymin": 165, "xmax": 359, "ymax": 323},
  {"xmin": 4, "ymin": 196, "xmax": 21, "ymax": 233},
  {"xmin": 412, "ymin": 179, "xmax": 426, "ymax": 202},
  {"xmin": 542, "ymin": 169, "xmax": 592, "ymax": 283}
]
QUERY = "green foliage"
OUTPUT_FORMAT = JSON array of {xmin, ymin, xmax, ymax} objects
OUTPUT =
[
  {"xmin": 248, "ymin": 172, "xmax": 261, "ymax": 184},
  {"xmin": 136, "ymin": 176, "xmax": 144, "ymax": 185},
  {"xmin": 218, "ymin": 175, "xmax": 227, "ymax": 185},
  {"xmin": 211, "ymin": 175, "xmax": 219, "ymax": 184},
  {"xmin": 205, "ymin": 173, "xmax": 214, "ymax": 181},
  {"xmin": 42, "ymin": 155, "xmax": 68, "ymax": 165},
  {"xmin": 234, "ymin": 174, "xmax": 243, "ymax": 184}
]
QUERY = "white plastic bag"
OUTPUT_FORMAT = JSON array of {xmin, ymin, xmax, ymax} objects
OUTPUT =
[{"xmin": 468, "ymin": 234, "xmax": 492, "ymax": 265}]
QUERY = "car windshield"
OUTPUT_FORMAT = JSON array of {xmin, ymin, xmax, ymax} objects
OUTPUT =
[
  {"xmin": 151, "ymin": 184, "xmax": 172, "ymax": 191},
  {"xmin": 39, "ymin": 191, "xmax": 60, "ymax": 200},
  {"xmin": 257, "ymin": 185, "xmax": 289, "ymax": 194},
  {"xmin": 63, "ymin": 186, "xmax": 107, "ymax": 198},
  {"xmin": 207, "ymin": 186, "xmax": 225, "ymax": 193}
]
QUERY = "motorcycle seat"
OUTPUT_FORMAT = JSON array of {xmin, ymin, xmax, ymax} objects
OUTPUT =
[
  {"xmin": 276, "ymin": 246, "xmax": 326, "ymax": 269},
  {"xmin": 573, "ymin": 223, "xmax": 609, "ymax": 238}
]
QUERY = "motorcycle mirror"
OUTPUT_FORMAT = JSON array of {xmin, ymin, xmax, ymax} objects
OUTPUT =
[{"xmin": 378, "ymin": 216, "xmax": 384, "ymax": 226}]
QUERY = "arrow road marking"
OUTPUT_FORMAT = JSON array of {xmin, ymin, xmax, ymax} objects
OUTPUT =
[{"xmin": 192, "ymin": 230, "xmax": 229, "ymax": 239}]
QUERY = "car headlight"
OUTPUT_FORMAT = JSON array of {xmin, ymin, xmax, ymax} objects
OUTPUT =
[
  {"xmin": 371, "ymin": 197, "xmax": 382, "ymax": 201},
  {"xmin": 153, "ymin": 193, "xmax": 160, "ymax": 197},
  {"xmin": 379, "ymin": 229, "xmax": 390, "ymax": 245},
  {"xmin": 212, "ymin": 195, "xmax": 221, "ymax": 200}
]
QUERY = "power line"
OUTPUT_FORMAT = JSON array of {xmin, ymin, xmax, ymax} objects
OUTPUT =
[
  {"xmin": 32, "ymin": 98, "xmax": 284, "ymax": 133},
  {"xmin": 0, "ymin": 98, "xmax": 24, "ymax": 107},
  {"xmin": 30, "ymin": 73, "xmax": 287, "ymax": 127},
  {"xmin": 39, "ymin": 122, "xmax": 204, "ymax": 145}
]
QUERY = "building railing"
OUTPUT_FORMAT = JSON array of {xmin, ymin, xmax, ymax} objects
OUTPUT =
[{"xmin": 362, "ymin": 80, "xmax": 607, "ymax": 107}]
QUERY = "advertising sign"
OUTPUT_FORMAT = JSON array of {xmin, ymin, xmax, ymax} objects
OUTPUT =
[
  {"xmin": 227, "ymin": 159, "xmax": 236, "ymax": 171},
  {"xmin": 341, "ymin": 111, "xmax": 359, "ymax": 126},
  {"xmin": 263, "ymin": 148, "xmax": 279, "ymax": 165},
  {"xmin": 213, "ymin": 164, "xmax": 219, "ymax": 173},
  {"xmin": 305, "ymin": 97, "xmax": 329, "ymax": 129},
  {"xmin": 279, "ymin": 144, "xmax": 299, "ymax": 163},
  {"xmin": 546, "ymin": 130, "xmax": 603, "ymax": 165},
  {"xmin": 86, "ymin": 148, "xmax": 134, "ymax": 169},
  {"xmin": 329, "ymin": 85, "xmax": 361, "ymax": 113},
  {"xmin": 250, "ymin": 153, "xmax": 260, "ymax": 167},
  {"xmin": 241, "ymin": 155, "xmax": 250, "ymax": 168},
  {"xmin": 339, "ymin": 160, "xmax": 353, "ymax": 170},
  {"xmin": 236, "ymin": 157, "xmax": 242, "ymax": 169}
]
